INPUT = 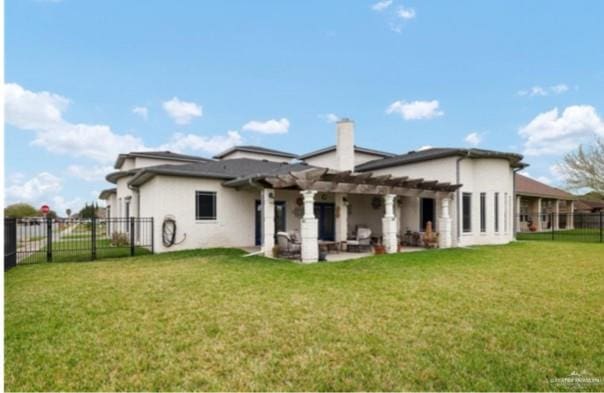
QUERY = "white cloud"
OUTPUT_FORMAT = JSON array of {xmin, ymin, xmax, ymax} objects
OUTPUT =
[
  {"xmin": 5, "ymin": 172, "xmax": 62, "ymax": 202},
  {"xmin": 132, "ymin": 106, "xmax": 148, "ymax": 120},
  {"xmin": 67, "ymin": 165, "xmax": 113, "ymax": 182},
  {"xmin": 386, "ymin": 100, "xmax": 443, "ymax": 120},
  {"xmin": 549, "ymin": 163, "xmax": 570, "ymax": 183},
  {"xmin": 519, "ymin": 105, "xmax": 604, "ymax": 156},
  {"xmin": 242, "ymin": 118, "xmax": 290, "ymax": 134},
  {"xmin": 5, "ymin": 83, "xmax": 146, "ymax": 163},
  {"xmin": 517, "ymin": 83, "xmax": 569, "ymax": 97},
  {"xmin": 464, "ymin": 131, "xmax": 483, "ymax": 146},
  {"xmin": 160, "ymin": 131, "xmax": 243, "ymax": 155},
  {"xmin": 371, "ymin": 0, "xmax": 392, "ymax": 11},
  {"xmin": 518, "ymin": 171, "xmax": 552, "ymax": 185},
  {"xmin": 162, "ymin": 97, "xmax": 202, "ymax": 125},
  {"xmin": 397, "ymin": 6, "xmax": 416, "ymax": 19},
  {"xmin": 319, "ymin": 113, "xmax": 340, "ymax": 123},
  {"xmin": 51, "ymin": 195, "xmax": 86, "ymax": 214},
  {"xmin": 550, "ymin": 84, "xmax": 569, "ymax": 94}
]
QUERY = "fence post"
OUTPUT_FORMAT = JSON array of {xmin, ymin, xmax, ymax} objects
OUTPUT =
[
  {"xmin": 46, "ymin": 218, "xmax": 53, "ymax": 262},
  {"xmin": 600, "ymin": 210, "xmax": 604, "ymax": 243},
  {"xmin": 151, "ymin": 217, "xmax": 154, "ymax": 254},
  {"xmin": 91, "ymin": 217, "xmax": 97, "ymax": 260},
  {"xmin": 130, "ymin": 217, "xmax": 135, "ymax": 256}
]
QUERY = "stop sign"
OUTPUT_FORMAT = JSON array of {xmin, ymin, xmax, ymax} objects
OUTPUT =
[{"xmin": 41, "ymin": 205, "xmax": 50, "ymax": 214}]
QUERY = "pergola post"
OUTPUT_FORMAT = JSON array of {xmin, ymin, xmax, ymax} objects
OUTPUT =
[
  {"xmin": 261, "ymin": 188, "xmax": 275, "ymax": 257},
  {"xmin": 438, "ymin": 197, "xmax": 453, "ymax": 248},
  {"xmin": 300, "ymin": 190, "xmax": 318, "ymax": 263},
  {"xmin": 335, "ymin": 193, "xmax": 348, "ymax": 243},
  {"xmin": 382, "ymin": 194, "xmax": 398, "ymax": 253}
]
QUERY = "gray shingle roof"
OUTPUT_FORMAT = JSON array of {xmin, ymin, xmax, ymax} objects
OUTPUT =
[
  {"xmin": 298, "ymin": 145, "xmax": 395, "ymax": 160},
  {"xmin": 355, "ymin": 147, "xmax": 526, "ymax": 171},
  {"xmin": 114, "ymin": 151, "xmax": 211, "ymax": 169},
  {"xmin": 213, "ymin": 145, "xmax": 297, "ymax": 159},
  {"xmin": 98, "ymin": 188, "xmax": 117, "ymax": 199},
  {"xmin": 128, "ymin": 158, "xmax": 312, "ymax": 187}
]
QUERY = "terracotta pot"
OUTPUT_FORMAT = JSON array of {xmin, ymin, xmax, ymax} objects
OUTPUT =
[
  {"xmin": 374, "ymin": 245, "xmax": 385, "ymax": 255},
  {"xmin": 529, "ymin": 223, "xmax": 537, "ymax": 232}
]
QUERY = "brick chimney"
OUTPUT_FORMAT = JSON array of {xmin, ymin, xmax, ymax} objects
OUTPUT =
[{"xmin": 336, "ymin": 118, "xmax": 355, "ymax": 172}]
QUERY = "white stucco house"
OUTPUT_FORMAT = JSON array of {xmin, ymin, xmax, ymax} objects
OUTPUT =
[{"xmin": 99, "ymin": 119, "xmax": 527, "ymax": 263}]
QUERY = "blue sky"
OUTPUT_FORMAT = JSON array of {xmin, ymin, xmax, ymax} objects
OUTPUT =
[{"xmin": 5, "ymin": 0, "xmax": 604, "ymax": 213}]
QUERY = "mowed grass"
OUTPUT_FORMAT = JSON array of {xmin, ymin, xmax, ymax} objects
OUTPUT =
[{"xmin": 5, "ymin": 242, "xmax": 604, "ymax": 391}]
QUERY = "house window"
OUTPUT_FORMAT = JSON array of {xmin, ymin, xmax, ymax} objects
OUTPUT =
[
  {"xmin": 480, "ymin": 193, "xmax": 486, "ymax": 233},
  {"xmin": 462, "ymin": 192, "xmax": 472, "ymax": 233},
  {"xmin": 196, "ymin": 191, "xmax": 217, "ymax": 220},
  {"xmin": 494, "ymin": 192, "xmax": 500, "ymax": 232}
]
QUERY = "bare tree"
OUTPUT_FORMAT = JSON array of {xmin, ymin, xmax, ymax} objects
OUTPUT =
[{"xmin": 559, "ymin": 138, "xmax": 604, "ymax": 194}]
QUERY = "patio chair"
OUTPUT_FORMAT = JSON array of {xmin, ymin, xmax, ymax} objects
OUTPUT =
[
  {"xmin": 347, "ymin": 227, "xmax": 372, "ymax": 252},
  {"xmin": 276, "ymin": 232, "xmax": 301, "ymax": 259}
]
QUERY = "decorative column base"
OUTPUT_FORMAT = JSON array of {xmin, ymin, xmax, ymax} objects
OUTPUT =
[
  {"xmin": 301, "ymin": 218, "xmax": 318, "ymax": 263},
  {"xmin": 439, "ymin": 197, "xmax": 452, "ymax": 248},
  {"xmin": 438, "ymin": 217, "xmax": 452, "ymax": 248},
  {"xmin": 382, "ymin": 217, "xmax": 398, "ymax": 253}
]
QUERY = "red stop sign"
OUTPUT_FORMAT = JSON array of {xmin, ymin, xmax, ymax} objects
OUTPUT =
[{"xmin": 41, "ymin": 205, "xmax": 50, "ymax": 214}]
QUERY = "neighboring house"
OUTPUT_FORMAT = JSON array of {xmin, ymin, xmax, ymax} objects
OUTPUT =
[
  {"xmin": 100, "ymin": 119, "xmax": 526, "ymax": 263},
  {"xmin": 574, "ymin": 199, "xmax": 604, "ymax": 213},
  {"xmin": 515, "ymin": 174, "xmax": 576, "ymax": 231}
]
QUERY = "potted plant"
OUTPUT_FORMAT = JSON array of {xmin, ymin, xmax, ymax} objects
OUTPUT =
[
  {"xmin": 373, "ymin": 239, "xmax": 385, "ymax": 255},
  {"xmin": 528, "ymin": 221, "xmax": 537, "ymax": 232}
]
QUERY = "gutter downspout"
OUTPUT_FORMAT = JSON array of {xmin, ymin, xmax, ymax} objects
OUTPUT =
[{"xmin": 512, "ymin": 166, "xmax": 523, "ymax": 240}]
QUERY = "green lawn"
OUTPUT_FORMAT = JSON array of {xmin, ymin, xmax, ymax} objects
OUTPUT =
[
  {"xmin": 19, "ymin": 239, "xmax": 151, "ymax": 264},
  {"xmin": 517, "ymin": 228, "xmax": 602, "ymax": 243},
  {"xmin": 5, "ymin": 242, "xmax": 604, "ymax": 391}
]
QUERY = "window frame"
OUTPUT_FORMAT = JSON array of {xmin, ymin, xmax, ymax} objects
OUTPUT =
[
  {"xmin": 494, "ymin": 192, "xmax": 500, "ymax": 233},
  {"xmin": 480, "ymin": 192, "xmax": 487, "ymax": 233},
  {"xmin": 462, "ymin": 192, "xmax": 472, "ymax": 233},
  {"xmin": 195, "ymin": 191, "xmax": 217, "ymax": 221}
]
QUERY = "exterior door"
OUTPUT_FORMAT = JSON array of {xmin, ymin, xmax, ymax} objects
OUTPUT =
[
  {"xmin": 420, "ymin": 198, "xmax": 435, "ymax": 232},
  {"xmin": 314, "ymin": 203, "xmax": 335, "ymax": 241},
  {"xmin": 255, "ymin": 201, "xmax": 286, "ymax": 246}
]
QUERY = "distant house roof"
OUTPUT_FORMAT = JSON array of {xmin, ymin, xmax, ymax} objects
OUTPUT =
[
  {"xmin": 114, "ymin": 151, "xmax": 211, "ymax": 169},
  {"xmin": 128, "ymin": 158, "xmax": 312, "ymax": 187},
  {"xmin": 574, "ymin": 199, "xmax": 604, "ymax": 212},
  {"xmin": 98, "ymin": 188, "xmax": 117, "ymax": 200},
  {"xmin": 355, "ymin": 147, "xmax": 527, "ymax": 172},
  {"xmin": 298, "ymin": 145, "xmax": 395, "ymax": 160},
  {"xmin": 515, "ymin": 174, "xmax": 574, "ymax": 200},
  {"xmin": 213, "ymin": 145, "xmax": 297, "ymax": 160}
]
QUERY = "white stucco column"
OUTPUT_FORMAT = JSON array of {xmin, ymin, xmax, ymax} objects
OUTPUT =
[
  {"xmin": 300, "ymin": 190, "xmax": 318, "ymax": 263},
  {"xmin": 438, "ymin": 197, "xmax": 453, "ymax": 248},
  {"xmin": 334, "ymin": 193, "xmax": 348, "ymax": 243},
  {"xmin": 261, "ymin": 188, "xmax": 275, "ymax": 257},
  {"xmin": 536, "ymin": 198, "xmax": 543, "ymax": 231},
  {"xmin": 569, "ymin": 200, "xmax": 575, "ymax": 229},
  {"xmin": 382, "ymin": 194, "xmax": 398, "ymax": 253},
  {"xmin": 553, "ymin": 200, "xmax": 560, "ymax": 230}
]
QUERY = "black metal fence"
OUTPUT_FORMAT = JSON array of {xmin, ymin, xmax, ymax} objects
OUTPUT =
[
  {"xmin": 4, "ymin": 217, "xmax": 154, "ymax": 269},
  {"xmin": 516, "ymin": 212, "xmax": 603, "ymax": 243}
]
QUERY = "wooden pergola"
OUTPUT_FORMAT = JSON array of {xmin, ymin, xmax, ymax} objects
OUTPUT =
[
  {"xmin": 260, "ymin": 168, "xmax": 461, "ymax": 196},
  {"xmin": 224, "ymin": 167, "xmax": 459, "ymax": 262}
]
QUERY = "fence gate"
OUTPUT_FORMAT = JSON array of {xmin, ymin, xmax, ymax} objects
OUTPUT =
[
  {"xmin": 4, "ymin": 218, "xmax": 17, "ymax": 271},
  {"xmin": 4, "ymin": 217, "xmax": 154, "ymax": 266}
]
